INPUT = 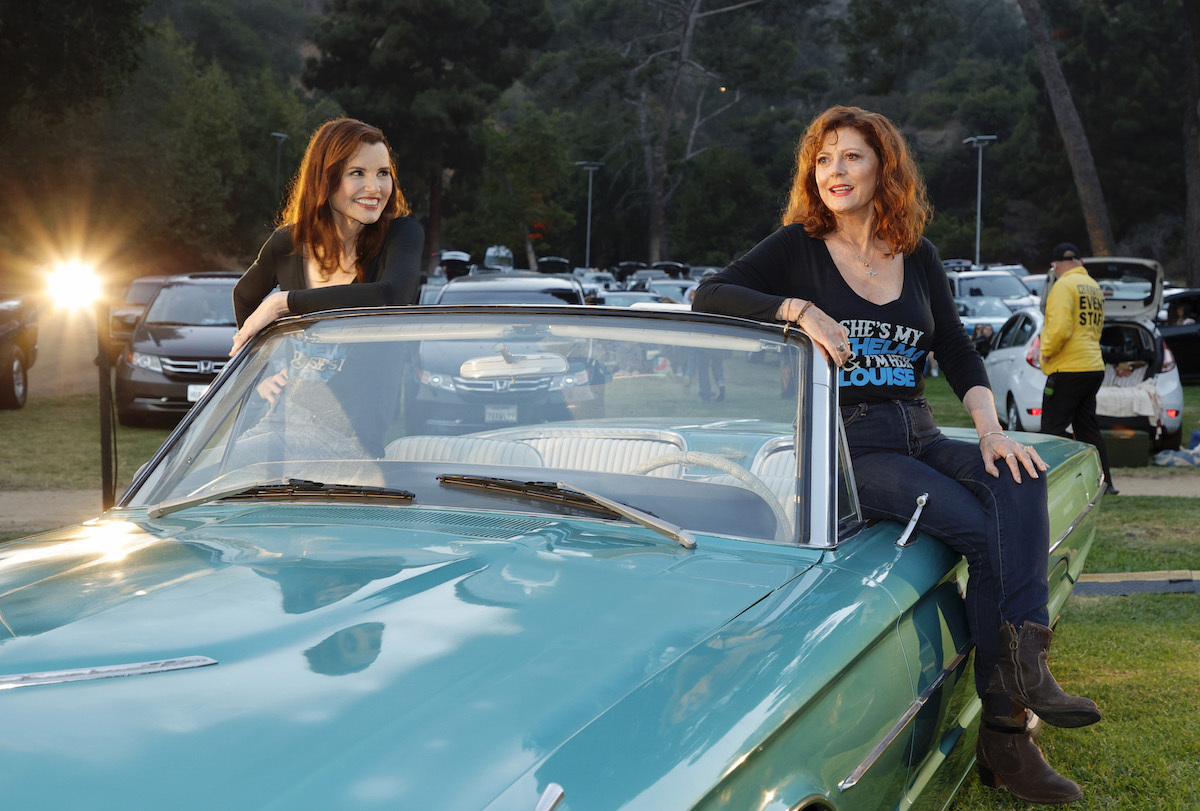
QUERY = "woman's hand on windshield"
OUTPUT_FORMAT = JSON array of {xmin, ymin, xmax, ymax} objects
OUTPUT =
[{"xmin": 231, "ymin": 291, "xmax": 289, "ymax": 356}]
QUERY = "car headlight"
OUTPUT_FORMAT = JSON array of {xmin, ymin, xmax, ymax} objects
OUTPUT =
[
  {"xmin": 128, "ymin": 351, "xmax": 163, "ymax": 373},
  {"xmin": 417, "ymin": 368, "xmax": 456, "ymax": 392}
]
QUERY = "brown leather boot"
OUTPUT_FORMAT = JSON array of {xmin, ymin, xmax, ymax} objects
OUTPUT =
[
  {"xmin": 990, "ymin": 621, "xmax": 1101, "ymax": 728},
  {"xmin": 976, "ymin": 721, "xmax": 1083, "ymax": 804}
]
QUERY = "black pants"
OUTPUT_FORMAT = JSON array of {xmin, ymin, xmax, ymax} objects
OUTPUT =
[{"xmin": 1041, "ymin": 370, "xmax": 1113, "ymax": 484}]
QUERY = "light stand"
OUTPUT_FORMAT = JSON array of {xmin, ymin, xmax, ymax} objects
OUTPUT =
[
  {"xmin": 963, "ymin": 135, "xmax": 998, "ymax": 266},
  {"xmin": 574, "ymin": 161, "xmax": 604, "ymax": 268}
]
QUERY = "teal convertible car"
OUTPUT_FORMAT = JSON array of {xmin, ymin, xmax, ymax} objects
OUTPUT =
[{"xmin": 0, "ymin": 307, "xmax": 1102, "ymax": 810}]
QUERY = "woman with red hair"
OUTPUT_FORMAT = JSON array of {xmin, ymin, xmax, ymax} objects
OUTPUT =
[
  {"xmin": 693, "ymin": 106, "xmax": 1098, "ymax": 804},
  {"xmin": 231, "ymin": 117, "xmax": 423, "ymax": 356}
]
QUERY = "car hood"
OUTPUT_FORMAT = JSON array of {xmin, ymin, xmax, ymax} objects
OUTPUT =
[
  {"xmin": 0, "ymin": 505, "xmax": 817, "ymax": 808},
  {"xmin": 133, "ymin": 323, "xmax": 236, "ymax": 357}
]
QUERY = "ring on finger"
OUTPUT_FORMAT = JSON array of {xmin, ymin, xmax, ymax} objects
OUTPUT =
[
  {"xmin": 836, "ymin": 343, "xmax": 848, "ymax": 352},
  {"xmin": 1004, "ymin": 453, "xmax": 1014, "ymax": 460}
]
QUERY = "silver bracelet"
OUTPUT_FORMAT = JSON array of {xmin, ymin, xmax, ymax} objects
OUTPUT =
[{"xmin": 979, "ymin": 431, "xmax": 1005, "ymax": 442}]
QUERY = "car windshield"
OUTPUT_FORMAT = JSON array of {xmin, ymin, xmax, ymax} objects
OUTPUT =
[
  {"xmin": 126, "ymin": 309, "xmax": 851, "ymax": 546},
  {"xmin": 956, "ymin": 297, "xmax": 1011, "ymax": 317},
  {"xmin": 960, "ymin": 274, "xmax": 1028, "ymax": 298},
  {"xmin": 144, "ymin": 283, "xmax": 237, "ymax": 326}
]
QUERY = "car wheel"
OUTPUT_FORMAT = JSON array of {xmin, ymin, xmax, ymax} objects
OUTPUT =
[
  {"xmin": 0, "ymin": 344, "xmax": 28, "ymax": 409},
  {"xmin": 1006, "ymin": 396, "xmax": 1023, "ymax": 431}
]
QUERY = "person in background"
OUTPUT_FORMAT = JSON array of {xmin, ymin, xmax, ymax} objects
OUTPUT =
[
  {"xmin": 1040, "ymin": 243, "xmax": 1115, "ymax": 495},
  {"xmin": 972, "ymin": 322, "xmax": 995, "ymax": 357},
  {"xmin": 693, "ymin": 105, "xmax": 1099, "ymax": 805},
  {"xmin": 231, "ymin": 117, "xmax": 424, "ymax": 357}
]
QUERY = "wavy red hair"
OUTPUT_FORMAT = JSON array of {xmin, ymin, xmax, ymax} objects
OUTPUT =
[
  {"xmin": 280, "ymin": 118, "xmax": 411, "ymax": 281},
  {"xmin": 781, "ymin": 106, "xmax": 931, "ymax": 256}
]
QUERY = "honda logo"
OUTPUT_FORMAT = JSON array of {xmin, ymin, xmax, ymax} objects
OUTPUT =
[{"xmin": 198, "ymin": 360, "xmax": 216, "ymax": 375}]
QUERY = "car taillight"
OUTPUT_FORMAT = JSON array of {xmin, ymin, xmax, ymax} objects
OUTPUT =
[
  {"xmin": 1025, "ymin": 336, "xmax": 1042, "ymax": 369},
  {"xmin": 1161, "ymin": 343, "xmax": 1177, "ymax": 373}
]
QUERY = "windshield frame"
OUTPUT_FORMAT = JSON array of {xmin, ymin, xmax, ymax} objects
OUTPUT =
[{"xmin": 120, "ymin": 306, "xmax": 858, "ymax": 548}]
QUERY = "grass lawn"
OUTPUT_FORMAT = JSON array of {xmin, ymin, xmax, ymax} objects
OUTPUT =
[
  {"xmin": 0, "ymin": 393, "xmax": 171, "ymax": 491},
  {"xmin": 924, "ymin": 376, "xmax": 1200, "ymax": 807}
]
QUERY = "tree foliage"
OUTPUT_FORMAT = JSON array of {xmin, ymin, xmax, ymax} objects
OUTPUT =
[
  {"xmin": 0, "ymin": 0, "xmax": 1193, "ymax": 287},
  {"xmin": 0, "ymin": 0, "xmax": 148, "ymax": 138}
]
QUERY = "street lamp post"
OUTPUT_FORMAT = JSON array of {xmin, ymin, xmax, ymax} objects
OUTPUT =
[
  {"xmin": 271, "ymin": 131, "xmax": 289, "ymax": 202},
  {"xmin": 94, "ymin": 298, "xmax": 115, "ymax": 509},
  {"xmin": 574, "ymin": 161, "xmax": 604, "ymax": 268},
  {"xmin": 963, "ymin": 135, "xmax": 998, "ymax": 266}
]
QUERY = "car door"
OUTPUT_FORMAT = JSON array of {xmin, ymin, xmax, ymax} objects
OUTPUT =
[
  {"xmin": 983, "ymin": 313, "xmax": 1030, "ymax": 416},
  {"xmin": 1160, "ymin": 292, "xmax": 1200, "ymax": 382}
]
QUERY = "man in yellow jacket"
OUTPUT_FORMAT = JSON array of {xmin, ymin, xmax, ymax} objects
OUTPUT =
[{"xmin": 1040, "ymin": 243, "xmax": 1116, "ymax": 494}]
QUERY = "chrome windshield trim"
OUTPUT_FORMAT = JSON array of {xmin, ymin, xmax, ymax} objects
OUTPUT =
[
  {"xmin": 839, "ymin": 643, "xmax": 973, "ymax": 791},
  {"xmin": 0, "ymin": 656, "xmax": 217, "ymax": 690}
]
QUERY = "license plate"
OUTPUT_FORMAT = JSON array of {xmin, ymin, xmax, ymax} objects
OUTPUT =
[
  {"xmin": 485, "ymin": 405, "xmax": 518, "ymax": 423},
  {"xmin": 187, "ymin": 384, "xmax": 210, "ymax": 402}
]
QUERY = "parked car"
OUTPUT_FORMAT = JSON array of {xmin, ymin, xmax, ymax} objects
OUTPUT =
[
  {"xmin": 593, "ymin": 290, "xmax": 677, "ymax": 307},
  {"xmin": 433, "ymin": 271, "xmax": 585, "ymax": 306},
  {"xmin": 954, "ymin": 295, "xmax": 1011, "ymax": 337},
  {"xmin": 536, "ymin": 256, "xmax": 572, "ymax": 275},
  {"xmin": 651, "ymin": 260, "xmax": 690, "ymax": 278},
  {"xmin": 109, "ymin": 275, "xmax": 168, "ymax": 354},
  {"xmin": 579, "ymin": 271, "xmax": 618, "ymax": 291},
  {"xmin": 1020, "ymin": 273, "xmax": 1049, "ymax": 297},
  {"xmin": 942, "ymin": 258, "xmax": 977, "ymax": 273},
  {"xmin": 114, "ymin": 272, "xmax": 239, "ymax": 426},
  {"xmin": 0, "ymin": 304, "xmax": 1104, "ymax": 809},
  {"xmin": 624, "ymin": 269, "xmax": 669, "ymax": 290},
  {"xmin": 983, "ymin": 255, "xmax": 1184, "ymax": 450},
  {"xmin": 0, "ymin": 290, "xmax": 38, "ymax": 409},
  {"xmin": 646, "ymin": 278, "xmax": 698, "ymax": 303},
  {"xmin": 1156, "ymin": 287, "xmax": 1200, "ymax": 383},
  {"xmin": 982, "ymin": 262, "xmax": 1031, "ymax": 277},
  {"xmin": 946, "ymin": 269, "xmax": 1040, "ymax": 312}
]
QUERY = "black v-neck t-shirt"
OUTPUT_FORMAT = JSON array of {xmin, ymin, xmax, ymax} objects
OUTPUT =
[{"xmin": 692, "ymin": 225, "xmax": 987, "ymax": 406}]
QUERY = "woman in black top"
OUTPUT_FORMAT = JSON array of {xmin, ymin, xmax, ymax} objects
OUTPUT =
[
  {"xmin": 231, "ymin": 117, "xmax": 424, "ymax": 357},
  {"xmin": 693, "ymin": 106, "xmax": 1097, "ymax": 804},
  {"xmin": 228, "ymin": 118, "xmax": 422, "ymax": 458}
]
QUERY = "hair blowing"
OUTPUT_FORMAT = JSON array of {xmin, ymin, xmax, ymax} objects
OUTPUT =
[
  {"xmin": 280, "ymin": 118, "xmax": 411, "ymax": 282},
  {"xmin": 781, "ymin": 105, "xmax": 932, "ymax": 257}
]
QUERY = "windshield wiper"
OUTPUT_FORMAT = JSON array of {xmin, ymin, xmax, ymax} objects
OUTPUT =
[
  {"xmin": 437, "ymin": 474, "xmax": 695, "ymax": 549},
  {"xmin": 148, "ymin": 478, "xmax": 415, "ymax": 519}
]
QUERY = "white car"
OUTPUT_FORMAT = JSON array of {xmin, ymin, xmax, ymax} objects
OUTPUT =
[
  {"xmin": 982, "ymin": 257, "xmax": 1184, "ymax": 450},
  {"xmin": 947, "ymin": 269, "xmax": 1040, "ymax": 312}
]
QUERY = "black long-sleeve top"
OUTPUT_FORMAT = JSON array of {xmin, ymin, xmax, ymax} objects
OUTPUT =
[
  {"xmin": 692, "ymin": 225, "xmax": 988, "ymax": 406},
  {"xmin": 233, "ymin": 217, "xmax": 425, "ymax": 327}
]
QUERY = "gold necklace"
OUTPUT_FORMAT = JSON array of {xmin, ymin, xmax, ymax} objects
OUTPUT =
[{"xmin": 839, "ymin": 234, "xmax": 878, "ymax": 278}]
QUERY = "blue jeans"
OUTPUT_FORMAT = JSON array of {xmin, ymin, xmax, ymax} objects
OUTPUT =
[{"xmin": 841, "ymin": 397, "xmax": 1051, "ymax": 696}]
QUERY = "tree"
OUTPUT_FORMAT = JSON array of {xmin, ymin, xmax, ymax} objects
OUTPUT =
[
  {"xmin": 1185, "ymin": 1, "xmax": 1200, "ymax": 287},
  {"xmin": 304, "ymin": 0, "xmax": 555, "ymax": 272},
  {"xmin": 0, "ymin": 0, "xmax": 148, "ymax": 138},
  {"xmin": 1014, "ymin": 0, "xmax": 1114, "ymax": 254},
  {"xmin": 443, "ymin": 104, "xmax": 576, "ymax": 267}
]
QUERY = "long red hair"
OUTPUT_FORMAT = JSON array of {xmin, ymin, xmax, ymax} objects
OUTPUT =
[
  {"xmin": 280, "ymin": 118, "xmax": 411, "ymax": 281},
  {"xmin": 781, "ymin": 105, "xmax": 931, "ymax": 256}
]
